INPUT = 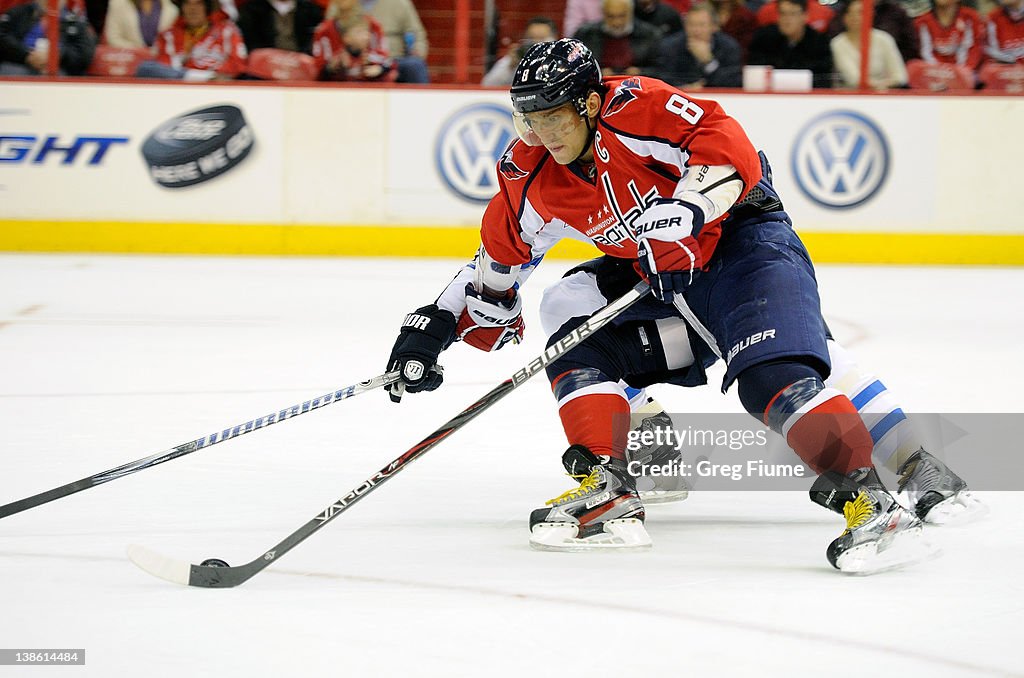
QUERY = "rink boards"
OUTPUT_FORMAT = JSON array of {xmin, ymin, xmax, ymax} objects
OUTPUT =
[{"xmin": 1, "ymin": 80, "xmax": 1022, "ymax": 264}]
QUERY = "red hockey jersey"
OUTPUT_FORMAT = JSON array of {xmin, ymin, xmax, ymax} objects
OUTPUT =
[
  {"xmin": 153, "ymin": 12, "xmax": 248, "ymax": 76},
  {"xmin": 311, "ymin": 16, "xmax": 395, "ymax": 81},
  {"xmin": 481, "ymin": 76, "xmax": 762, "ymax": 270},
  {"xmin": 915, "ymin": 7, "xmax": 985, "ymax": 69},
  {"xmin": 985, "ymin": 6, "xmax": 1024, "ymax": 63}
]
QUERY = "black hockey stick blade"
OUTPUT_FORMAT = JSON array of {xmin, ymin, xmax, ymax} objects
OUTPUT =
[
  {"xmin": 128, "ymin": 282, "xmax": 650, "ymax": 588},
  {"xmin": 1, "ymin": 371, "xmax": 400, "ymax": 520}
]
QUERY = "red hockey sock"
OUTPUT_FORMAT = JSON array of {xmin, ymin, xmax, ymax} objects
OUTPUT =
[
  {"xmin": 777, "ymin": 388, "xmax": 874, "ymax": 475},
  {"xmin": 557, "ymin": 393, "xmax": 630, "ymax": 461}
]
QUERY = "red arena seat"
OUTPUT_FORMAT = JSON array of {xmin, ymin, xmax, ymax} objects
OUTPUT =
[
  {"xmin": 87, "ymin": 46, "xmax": 154, "ymax": 77},
  {"xmin": 906, "ymin": 60, "xmax": 976, "ymax": 92},
  {"xmin": 979, "ymin": 62, "xmax": 1024, "ymax": 93},
  {"xmin": 245, "ymin": 48, "xmax": 319, "ymax": 81}
]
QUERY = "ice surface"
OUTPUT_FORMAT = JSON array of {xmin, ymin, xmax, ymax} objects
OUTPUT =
[{"xmin": 1, "ymin": 254, "xmax": 1021, "ymax": 677}]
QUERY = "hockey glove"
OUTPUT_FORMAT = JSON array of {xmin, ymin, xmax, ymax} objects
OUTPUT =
[
  {"xmin": 387, "ymin": 304, "xmax": 457, "ymax": 403},
  {"xmin": 633, "ymin": 199, "xmax": 705, "ymax": 304},
  {"xmin": 456, "ymin": 284, "xmax": 525, "ymax": 352}
]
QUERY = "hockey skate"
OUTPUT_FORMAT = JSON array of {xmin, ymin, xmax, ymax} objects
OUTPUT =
[
  {"xmin": 531, "ymin": 446, "xmax": 651, "ymax": 551},
  {"xmin": 561, "ymin": 400, "xmax": 690, "ymax": 505},
  {"xmin": 628, "ymin": 400, "xmax": 690, "ymax": 504},
  {"xmin": 811, "ymin": 467, "xmax": 939, "ymax": 575},
  {"xmin": 897, "ymin": 449, "xmax": 987, "ymax": 525}
]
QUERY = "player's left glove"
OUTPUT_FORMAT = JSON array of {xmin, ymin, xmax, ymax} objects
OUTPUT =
[
  {"xmin": 634, "ymin": 198, "xmax": 705, "ymax": 304},
  {"xmin": 456, "ymin": 284, "xmax": 525, "ymax": 352},
  {"xmin": 386, "ymin": 304, "xmax": 457, "ymax": 403}
]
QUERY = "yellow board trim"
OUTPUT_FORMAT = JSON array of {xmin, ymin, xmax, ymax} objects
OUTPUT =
[{"xmin": 1, "ymin": 221, "xmax": 1023, "ymax": 265}]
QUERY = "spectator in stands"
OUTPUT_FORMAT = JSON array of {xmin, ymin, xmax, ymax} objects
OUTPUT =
[
  {"xmin": 748, "ymin": 0, "xmax": 833, "ymax": 86},
  {"xmin": 900, "ymin": 0, "xmax": 934, "ymax": 20},
  {"xmin": 831, "ymin": 0, "xmax": 909, "ymax": 87},
  {"xmin": 826, "ymin": 0, "xmax": 919, "ymax": 62},
  {"xmin": 636, "ymin": 0, "xmax": 684, "ymax": 35},
  {"xmin": 136, "ymin": 0, "xmax": 247, "ymax": 79},
  {"xmin": 361, "ymin": 0, "xmax": 427, "ymax": 82},
  {"xmin": 713, "ymin": 0, "xmax": 758, "ymax": 59},
  {"xmin": 914, "ymin": 0, "xmax": 984, "ymax": 70},
  {"xmin": 984, "ymin": 0, "xmax": 1024, "ymax": 62},
  {"xmin": 103, "ymin": 0, "xmax": 178, "ymax": 48},
  {"xmin": 83, "ymin": 0, "xmax": 106, "ymax": 37},
  {"xmin": 0, "ymin": 0, "xmax": 95, "ymax": 74},
  {"xmin": 237, "ymin": 0, "xmax": 322, "ymax": 54},
  {"xmin": 482, "ymin": 15, "xmax": 556, "ymax": 86},
  {"xmin": 313, "ymin": 0, "xmax": 392, "ymax": 80},
  {"xmin": 756, "ymin": 0, "xmax": 833, "ymax": 31},
  {"xmin": 574, "ymin": 0, "xmax": 662, "ymax": 76},
  {"xmin": 564, "ymin": 0, "xmax": 601, "ymax": 39},
  {"xmin": 654, "ymin": 2, "xmax": 742, "ymax": 86}
]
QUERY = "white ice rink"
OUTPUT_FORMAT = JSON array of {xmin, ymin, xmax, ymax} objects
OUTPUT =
[{"xmin": 1, "ymin": 253, "xmax": 1022, "ymax": 677}]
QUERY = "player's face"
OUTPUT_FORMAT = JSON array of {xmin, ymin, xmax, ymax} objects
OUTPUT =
[{"xmin": 514, "ymin": 104, "xmax": 589, "ymax": 163}]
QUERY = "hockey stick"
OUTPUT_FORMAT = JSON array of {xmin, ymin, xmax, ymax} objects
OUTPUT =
[
  {"xmin": 0, "ymin": 372, "xmax": 401, "ymax": 520},
  {"xmin": 127, "ymin": 281, "xmax": 650, "ymax": 588},
  {"xmin": 672, "ymin": 294, "xmax": 722, "ymax": 360}
]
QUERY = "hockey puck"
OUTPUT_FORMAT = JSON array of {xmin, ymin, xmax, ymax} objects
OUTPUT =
[
  {"xmin": 200, "ymin": 558, "xmax": 230, "ymax": 568},
  {"xmin": 141, "ymin": 104, "xmax": 255, "ymax": 189}
]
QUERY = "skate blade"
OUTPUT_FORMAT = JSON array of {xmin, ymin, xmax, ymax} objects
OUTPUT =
[
  {"xmin": 639, "ymin": 489, "xmax": 689, "ymax": 505},
  {"xmin": 836, "ymin": 527, "xmax": 941, "ymax": 575},
  {"xmin": 922, "ymin": 491, "xmax": 989, "ymax": 526},
  {"xmin": 529, "ymin": 518, "xmax": 652, "ymax": 552}
]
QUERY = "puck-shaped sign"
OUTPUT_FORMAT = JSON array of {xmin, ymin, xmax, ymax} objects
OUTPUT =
[{"xmin": 141, "ymin": 104, "xmax": 255, "ymax": 189}]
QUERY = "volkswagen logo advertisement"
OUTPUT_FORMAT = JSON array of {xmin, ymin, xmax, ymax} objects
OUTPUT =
[
  {"xmin": 791, "ymin": 111, "xmax": 890, "ymax": 209},
  {"xmin": 435, "ymin": 103, "xmax": 518, "ymax": 203}
]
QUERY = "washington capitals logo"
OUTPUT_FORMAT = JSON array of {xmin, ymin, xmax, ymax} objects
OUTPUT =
[
  {"xmin": 605, "ymin": 78, "xmax": 642, "ymax": 117},
  {"xmin": 498, "ymin": 148, "xmax": 529, "ymax": 181},
  {"xmin": 566, "ymin": 42, "xmax": 586, "ymax": 63}
]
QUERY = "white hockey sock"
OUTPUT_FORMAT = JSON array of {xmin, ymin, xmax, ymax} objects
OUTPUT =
[{"xmin": 825, "ymin": 340, "xmax": 922, "ymax": 473}]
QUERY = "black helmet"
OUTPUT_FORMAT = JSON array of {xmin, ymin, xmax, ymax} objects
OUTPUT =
[{"xmin": 510, "ymin": 38, "xmax": 602, "ymax": 117}]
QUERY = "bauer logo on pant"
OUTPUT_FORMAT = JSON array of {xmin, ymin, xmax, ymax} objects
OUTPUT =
[{"xmin": 141, "ymin": 104, "xmax": 255, "ymax": 189}]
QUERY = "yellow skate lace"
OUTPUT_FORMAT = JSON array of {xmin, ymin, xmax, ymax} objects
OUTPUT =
[
  {"xmin": 545, "ymin": 468, "xmax": 602, "ymax": 506},
  {"xmin": 841, "ymin": 490, "xmax": 876, "ymax": 534}
]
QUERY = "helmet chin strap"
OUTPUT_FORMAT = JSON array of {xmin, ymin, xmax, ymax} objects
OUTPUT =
[{"xmin": 573, "ymin": 114, "xmax": 598, "ymax": 163}]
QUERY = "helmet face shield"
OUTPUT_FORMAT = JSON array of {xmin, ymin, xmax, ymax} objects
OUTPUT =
[
  {"xmin": 512, "ymin": 112, "xmax": 544, "ymax": 146},
  {"xmin": 512, "ymin": 104, "xmax": 581, "ymax": 146}
]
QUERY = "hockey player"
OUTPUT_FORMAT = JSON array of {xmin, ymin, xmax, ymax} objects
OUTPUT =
[{"xmin": 385, "ymin": 38, "xmax": 981, "ymax": 573}]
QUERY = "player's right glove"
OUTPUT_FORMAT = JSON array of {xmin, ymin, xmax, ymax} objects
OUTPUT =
[
  {"xmin": 455, "ymin": 283, "xmax": 525, "ymax": 352},
  {"xmin": 386, "ymin": 304, "xmax": 457, "ymax": 403},
  {"xmin": 634, "ymin": 198, "xmax": 705, "ymax": 304}
]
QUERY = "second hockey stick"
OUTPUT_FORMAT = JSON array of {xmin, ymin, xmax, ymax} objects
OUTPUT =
[
  {"xmin": 0, "ymin": 371, "xmax": 400, "ymax": 520},
  {"xmin": 672, "ymin": 294, "xmax": 722, "ymax": 360},
  {"xmin": 127, "ymin": 281, "xmax": 650, "ymax": 588}
]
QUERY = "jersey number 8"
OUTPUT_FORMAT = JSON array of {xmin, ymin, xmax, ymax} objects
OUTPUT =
[{"xmin": 665, "ymin": 94, "xmax": 705, "ymax": 124}]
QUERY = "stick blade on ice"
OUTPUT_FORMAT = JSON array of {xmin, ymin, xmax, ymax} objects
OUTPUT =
[{"xmin": 127, "ymin": 544, "xmax": 192, "ymax": 585}]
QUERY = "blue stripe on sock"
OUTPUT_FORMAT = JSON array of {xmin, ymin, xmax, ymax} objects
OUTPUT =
[
  {"xmin": 851, "ymin": 380, "xmax": 885, "ymax": 410},
  {"xmin": 869, "ymin": 409, "xmax": 906, "ymax": 444},
  {"xmin": 552, "ymin": 368, "xmax": 612, "ymax": 401}
]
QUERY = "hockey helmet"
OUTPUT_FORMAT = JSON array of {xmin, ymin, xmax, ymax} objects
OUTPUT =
[{"xmin": 510, "ymin": 39, "xmax": 603, "ymax": 146}]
